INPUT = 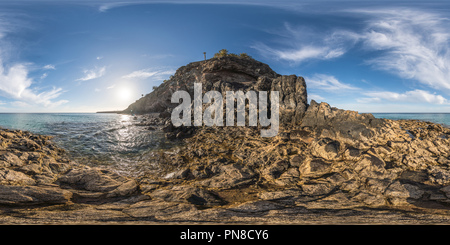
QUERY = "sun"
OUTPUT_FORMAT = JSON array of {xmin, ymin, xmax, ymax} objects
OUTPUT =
[{"xmin": 117, "ymin": 87, "xmax": 132, "ymax": 101}]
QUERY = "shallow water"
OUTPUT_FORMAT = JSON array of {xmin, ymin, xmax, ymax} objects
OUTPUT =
[{"xmin": 0, "ymin": 113, "xmax": 175, "ymax": 176}]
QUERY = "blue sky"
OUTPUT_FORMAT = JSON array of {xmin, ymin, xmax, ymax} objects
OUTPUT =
[{"xmin": 1, "ymin": 0, "xmax": 450, "ymax": 112}]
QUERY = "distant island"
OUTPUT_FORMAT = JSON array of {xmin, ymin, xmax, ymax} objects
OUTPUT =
[{"xmin": 96, "ymin": 110, "xmax": 123, "ymax": 114}]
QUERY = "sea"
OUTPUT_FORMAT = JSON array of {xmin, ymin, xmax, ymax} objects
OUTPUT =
[
  {"xmin": 371, "ymin": 113, "xmax": 450, "ymax": 127},
  {"xmin": 0, "ymin": 113, "xmax": 176, "ymax": 177},
  {"xmin": 0, "ymin": 112, "xmax": 449, "ymax": 176}
]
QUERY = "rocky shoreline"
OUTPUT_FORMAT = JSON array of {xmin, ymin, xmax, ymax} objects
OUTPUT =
[
  {"xmin": 3, "ymin": 117, "xmax": 450, "ymax": 224},
  {"xmin": 3, "ymin": 56, "xmax": 450, "ymax": 224}
]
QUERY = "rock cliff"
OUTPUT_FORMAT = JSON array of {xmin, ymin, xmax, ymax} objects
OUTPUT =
[{"xmin": 123, "ymin": 56, "xmax": 307, "ymax": 126}]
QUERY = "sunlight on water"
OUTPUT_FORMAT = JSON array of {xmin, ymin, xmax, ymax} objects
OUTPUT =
[{"xmin": 0, "ymin": 113, "xmax": 176, "ymax": 177}]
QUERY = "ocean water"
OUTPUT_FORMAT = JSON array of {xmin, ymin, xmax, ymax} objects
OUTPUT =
[
  {"xmin": 0, "ymin": 113, "xmax": 175, "ymax": 176},
  {"xmin": 372, "ymin": 113, "xmax": 450, "ymax": 127}
]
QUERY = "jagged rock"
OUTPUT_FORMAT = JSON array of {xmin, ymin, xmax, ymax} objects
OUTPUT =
[
  {"xmin": 301, "ymin": 100, "xmax": 385, "ymax": 140},
  {"xmin": 195, "ymin": 164, "xmax": 256, "ymax": 188}
]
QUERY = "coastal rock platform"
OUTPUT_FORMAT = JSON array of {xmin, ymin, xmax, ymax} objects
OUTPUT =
[{"xmin": 3, "ymin": 56, "xmax": 450, "ymax": 224}]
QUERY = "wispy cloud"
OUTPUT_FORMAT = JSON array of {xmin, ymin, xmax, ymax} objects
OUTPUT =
[
  {"xmin": 122, "ymin": 68, "xmax": 175, "ymax": 80},
  {"xmin": 43, "ymin": 64, "xmax": 55, "ymax": 70},
  {"xmin": 76, "ymin": 66, "xmax": 106, "ymax": 81},
  {"xmin": 254, "ymin": 44, "xmax": 345, "ymax": 63},
  {"xmin": 99, "ymin": 2, "xmax": 135, "ymax": 12},
  {"xmin": 306, "ymin": 74, "xmax": 360, "ymax": 92},
  {"xmin": 122, "ymin": 70, "xmax": 158, "ymax": 79},
  {"xmin": 355, "ymin": 9, "xmax": 450, "ymax": 93},
  {"xmin": 358, "ymin": 89, "xmax": 448, "ymax": 105},
  {"xmin": 308, "ymin": 93, "xmax": 325, "ymax": 103},
  {"xmin": 253, "ymin": 23, "xmax": 357, "ymax": 63},
  {"xmin": 256, "ymin": 8, "xmax": 450, "ymax": 97}
]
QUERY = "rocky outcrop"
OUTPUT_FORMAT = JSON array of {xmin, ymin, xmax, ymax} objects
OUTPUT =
[{"xmin": 122, "ymin": 56, "xmax": 308, "ymax": 126}]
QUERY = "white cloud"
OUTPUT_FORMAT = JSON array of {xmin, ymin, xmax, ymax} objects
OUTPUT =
[
  {"xmin": 76, "ymin": 66, "xmax": 106, "ymax": 81},
  {"xmin": 306, "ymin": 74, "xmax": 360, "ymax": 92},
  {"xmin": 358, "ymin": 89, "xmax": 448, "ymax": 105},
  {"xmin": 106, "ymin": 84, "xmax": 116, "ymax": 89},
  {"xmin": 0, "ymin": 61, "xmax": 68, "ymax": 107}
]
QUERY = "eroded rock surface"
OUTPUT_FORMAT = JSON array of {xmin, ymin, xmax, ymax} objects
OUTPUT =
[{"xmin": 3, "ymin": 57, "xmax": 450, "ymax": 224}]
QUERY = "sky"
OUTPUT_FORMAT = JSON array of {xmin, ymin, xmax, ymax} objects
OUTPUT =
[{"xmin": 1, "ymin": 0, "xmax": 450, "ymax": 113}]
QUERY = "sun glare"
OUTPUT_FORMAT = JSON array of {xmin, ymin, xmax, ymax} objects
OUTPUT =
[{"xmin": 117, "ymin": 87, "xmax": 132, "ymax": 101}]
